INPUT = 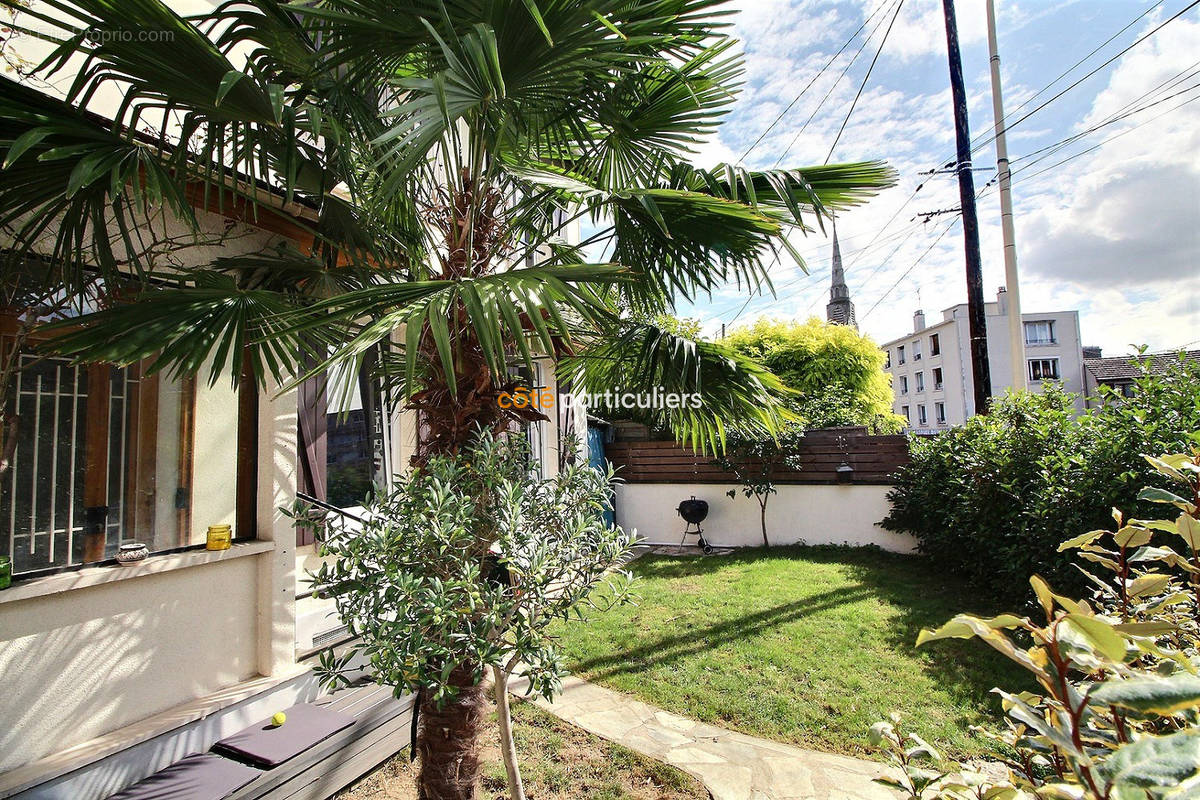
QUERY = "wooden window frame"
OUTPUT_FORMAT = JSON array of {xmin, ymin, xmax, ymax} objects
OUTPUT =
[{"xmin": 1, "ymin": 315, "xmax": 257, "ymax": 581}]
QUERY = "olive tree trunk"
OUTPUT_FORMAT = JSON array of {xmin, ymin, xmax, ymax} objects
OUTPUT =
[{"xmin": 492, "ymin": 664, "xmax": 527, "ymax": 800}]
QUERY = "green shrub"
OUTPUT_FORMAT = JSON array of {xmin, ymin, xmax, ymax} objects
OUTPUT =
[
  {"xmin": 871, "ymin": 441, "xmax": 1200, "ymax": 800},
  {"xmin": 882, "ymin": 354, "xmax": 1200, "ymax": 605}
]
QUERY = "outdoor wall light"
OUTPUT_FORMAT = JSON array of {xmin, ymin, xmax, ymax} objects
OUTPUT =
[{"xmin": 836, "ymin": 461, "xmax": 855, "ymax": 484}]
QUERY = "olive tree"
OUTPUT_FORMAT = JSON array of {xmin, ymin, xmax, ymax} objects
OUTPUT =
[{"xmin": 295, "ymin": 429, "xmax": 632, "ymax": 800}]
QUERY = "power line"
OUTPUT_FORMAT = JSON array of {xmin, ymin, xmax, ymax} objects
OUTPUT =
[
  {"xmin": 772, "ymin": 0, "xmax": 904, "ymax": 168},
  {"xmin": 825, "ymin": 0, "xmax": 906, "ymax": 164},
  {"xmin": 964, "ymin": 0, "xmax": 1167, "ymax": 156},
  {"xmin": 1008, "ymin": 91, "xmax": 1200, "ymax": 185},
  {"xmin": 969, "ymin": 0, "xmax": 1200, "ymax": 157},
  {"xmin": 737, "ymin": 0, "xmax": 892, "ymax": 164}
]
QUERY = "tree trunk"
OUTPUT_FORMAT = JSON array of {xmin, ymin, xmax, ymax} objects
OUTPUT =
[
  {"xmin": 759, "ymin": 497, "xmax": 769, "ymax": 548},
  {"xmin": 417, "ymin": 664, "xmax": 488, "ymax": 800},
  {"xmin": 492, "ymin": 665, "xmax": 527, "ymax": 800}
]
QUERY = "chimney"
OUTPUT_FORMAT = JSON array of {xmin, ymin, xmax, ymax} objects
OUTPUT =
[
  {"xmin": 913, "ymin": 309, "xmax": 926, "ymax": 332},
  {"xmin": 1083, "ymin": 345, "xmax": 1103, "ymax": 359},
  {"xmin": 996, "ymin": 286, "xmax": 1008, "ymax": 315}
]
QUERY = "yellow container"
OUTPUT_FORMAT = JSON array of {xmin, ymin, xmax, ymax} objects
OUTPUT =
[{"xmin": 206, "ymin": 524, "xmax": 232, "ymax": 551}]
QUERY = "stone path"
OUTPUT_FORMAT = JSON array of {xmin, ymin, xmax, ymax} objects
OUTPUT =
[{"xmin": 510, "ymin": 674, "xmax": 899, "ymax": 800}]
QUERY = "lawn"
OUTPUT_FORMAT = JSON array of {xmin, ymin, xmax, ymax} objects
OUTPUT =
[
  {"xmin": 336, "ymin": 701, "xmax": 707, "ymax": 800},
  {"xmin": 551, "ymin": 545, "xmax": 1030, "ymax": 761}
]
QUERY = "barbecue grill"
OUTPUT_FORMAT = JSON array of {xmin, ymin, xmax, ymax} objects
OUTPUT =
[{"xmin": 676, "ymin": 496, "xmax": 712, "ymax": 554}]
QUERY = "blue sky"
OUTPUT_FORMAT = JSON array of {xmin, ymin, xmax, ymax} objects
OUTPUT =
[{"xmin": 669, "ymin": 0, "xmax": 1200, "ymax": 356}]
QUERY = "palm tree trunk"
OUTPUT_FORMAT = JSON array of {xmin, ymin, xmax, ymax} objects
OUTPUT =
[{"xmin": 416, "ymin": 664, "xmax": 488, "ymax": 800}]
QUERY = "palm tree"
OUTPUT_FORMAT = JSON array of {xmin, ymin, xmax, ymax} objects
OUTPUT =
[{"xmin": 0, "ymin": 1, "xmax": 894, "ymax": 797}]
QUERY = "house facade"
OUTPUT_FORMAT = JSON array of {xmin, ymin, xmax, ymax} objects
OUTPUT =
[
  {"xmin": 880, "ymin": 288, "xmax": 1087, "ymax": 432},
  {"xmin": 0, "ymin": 193, "xmax": 585, "ymax": 798},
  {"xmin": 1083, "ymin": 349, "xmax": 1200, "ymax": 407}
]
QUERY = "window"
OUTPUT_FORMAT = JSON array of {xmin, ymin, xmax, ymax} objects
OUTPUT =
[
  {"xmin": 899, "ymin": 375, "xmax": 908, "ymax": 395},
  {"xmin": 933, "ymin": 367, "xmax": 943, "ymax": 390},
  {"xmin": 935, "ymin": 402, "xmax": 946, "ymax": 425},
  {"xmin": 884, "ymin": 349, "xmax": 891, "ymax": 369},
  {"xmin": 915, "ymin": 372, "xmax": 925, "ymax": 392},
  {"xmin": 901, "ymin": 405, "xmax": 910, "ymax": 422},
  {"xmin": 897, "ymin": 345, "xmax": 906, "ymax": 365},
  {"xmin": 912, "ymin": 339, "xmax": 922, "ymax": 361},
  {"xmin": 298, "ymin": 350, "xmax": 391, "ymax": 529},
  {"xmin": 1024, "ymin": 320, "xmax": 1056, "ymax": 345},
  {"xmin": 918, "ymin": 405, "xmax": 928, "ymax": 426},
  {"xmin": 1028, "ymin": 358, "xmax": 1061, "ymax": 382},
  {"xmin": 0, "ymin": 344, "xmax": 215, "ymax": 576},
  {"xmin": 930, "ymin": 333, "xmax": 940, "ymax": 356}
]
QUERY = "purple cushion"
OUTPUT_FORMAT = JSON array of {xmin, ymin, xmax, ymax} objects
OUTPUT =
[
  {"xmin": 212, "ymin": 703, "xmax": 355, "ymax": 768},
  {"xmin": 107, "ymin": 753, "xmax": 259, "ymax": 800}
]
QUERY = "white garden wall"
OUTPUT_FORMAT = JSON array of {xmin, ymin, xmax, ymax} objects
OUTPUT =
[{"xmin": 614, "ymin": 482, "xmax": 916, "ymax": 553}]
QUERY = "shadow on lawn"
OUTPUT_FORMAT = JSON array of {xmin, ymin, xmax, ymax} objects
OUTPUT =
[
  {"xmin": 570, "ymin": 581, "xmax": 880, "ymax": 681},
  {"xmin": 583, "ymin": 545, "xmax": 1031, "ymax": 705}
]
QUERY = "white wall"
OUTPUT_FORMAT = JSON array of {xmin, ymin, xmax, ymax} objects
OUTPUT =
[
  {"xmin": 0, "ymin": 556, "xmax": 260, "ymax": 771},
  {"xmin": 614, "ymin": 483, "xmax": 916, "ymax": 553}
]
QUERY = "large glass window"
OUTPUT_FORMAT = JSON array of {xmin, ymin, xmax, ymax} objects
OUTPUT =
[
  {"xmin": 0, "ymin": 348, "xmax": 205, "ymax": 576},
  {"xmin": 297, "ymin": 352, "xmax": 390, "ymax": 518}
]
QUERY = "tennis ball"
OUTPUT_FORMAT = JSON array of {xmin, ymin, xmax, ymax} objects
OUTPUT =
[{"xmin": 271, "ymin": 711, "xmax": 287, "ymax": 727}]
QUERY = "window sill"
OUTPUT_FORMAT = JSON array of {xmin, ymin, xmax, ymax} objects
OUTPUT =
[{"xmin": 0, "ymin": 540, "xmax": 275, "ymax": 607}]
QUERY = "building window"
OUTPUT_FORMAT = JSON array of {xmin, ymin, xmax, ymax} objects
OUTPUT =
[
  {"xmin": 935, "ymin": 402, "xmax": 946, "ymax": 425},
  {"xmin": 897, "ymin": 345, "xmax": 906, "ymax": 365},
  {"xmin": 915, "ymin": 372, "xmax": 924, "ymax": 392},
  {"xmin": 298, "ymin": 351, "xmax": 391, "ymax": 527},
  {"xmin": 1028, "ymin": 358, "xmax": 1061, "ymax": 382},
  {"xmin": 918, "ymin": 405, "xmax": 928, "ymax": 426},
  {"xmin": 901, "ymin": 405, "xmax": 910, "ymax": 422},
  {"xmin": 933, "ymin": 367, "xmax": 943, "ymax": 390},
  {"xmin": 1024, "ymin": 320, "xmax": 1056, "ymax": 345},
  {"xmin": 884, "ymin": 349, "xmax": 891, "ymax": 369},
  {"xmin": 0, "ymin": 344, "xmax": 212, "ymax": 577},
  {"xmin": 899, "ymin": 375, "xmax": 908, "ymax": 395},
  {"xmin": 930, "ymin": 333, "xmax": 940, "ymax": 356},
  {"xmin": 912, "ymin": 339, "xmax": 922, "ymax": 361}
]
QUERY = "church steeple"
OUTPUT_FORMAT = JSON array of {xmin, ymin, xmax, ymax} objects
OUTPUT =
[{"xmin": 826, "ymin": 217, "xmax": 857, "ymax": 328}]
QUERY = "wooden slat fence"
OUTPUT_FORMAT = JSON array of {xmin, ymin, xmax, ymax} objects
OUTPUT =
[{"xmin": 606, "ymin": 429, "xmax": 910, "ymax": 485}]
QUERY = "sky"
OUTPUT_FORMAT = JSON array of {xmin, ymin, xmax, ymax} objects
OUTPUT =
[{"xmin": 670, "ymin": 0, "xmax": 1200, "ymax": 358}]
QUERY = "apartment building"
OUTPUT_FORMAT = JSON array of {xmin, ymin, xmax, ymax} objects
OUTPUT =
[{"xmin": 880, "ymin": 288, "xmax": 1087, "ymax": 432}]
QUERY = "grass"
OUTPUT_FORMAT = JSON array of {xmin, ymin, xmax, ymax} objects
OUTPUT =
[
  {"xmin": 335, "ymin": 701, "xmax": 707, "ymax": 800},
  {"xmin": 551, "ymin": 545, "xmax": 1031, "ymax": 761}
]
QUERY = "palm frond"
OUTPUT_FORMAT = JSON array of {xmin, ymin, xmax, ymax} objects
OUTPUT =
[
  {"xmin": 561, "ymin": 322, "xmax": 797, "ymax": 454},
  {"xmin": 289, "ymin": 263, "xmax": 627, "ymax": 399}
]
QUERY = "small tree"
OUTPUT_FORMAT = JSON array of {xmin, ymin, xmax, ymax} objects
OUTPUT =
[
  {"xmin": 725, "ymin": 318, "xmax": 903, "ymax": 432},
  {"xmin": 711, "ymin": 426, "xmax": 805, "ymax": 548},
  {"xmin": 296, "ymin": 429, "xmax": 632, "ymax": 800}
]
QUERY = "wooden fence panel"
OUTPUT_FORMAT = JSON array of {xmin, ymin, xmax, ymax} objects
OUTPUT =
[{"xmin": 605, "ymin": 430, "xmax": 910, "ymax": 485}]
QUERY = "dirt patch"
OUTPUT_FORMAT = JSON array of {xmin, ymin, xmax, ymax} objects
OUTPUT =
[{"xmin": 336, "ymin": 700, "xmax": 709, "ymax": 800}]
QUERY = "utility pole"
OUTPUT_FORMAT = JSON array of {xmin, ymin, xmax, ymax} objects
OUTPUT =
[
  {"xmin": 987, "ymin": 0, "xmax": 1026, "ymax": 392},
  {"xmin": 942, "ymin": 0, "xmax": 992, "ymax": 414}
]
